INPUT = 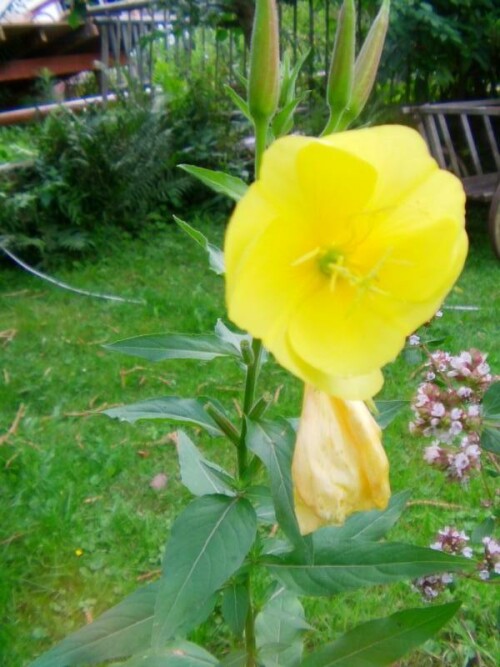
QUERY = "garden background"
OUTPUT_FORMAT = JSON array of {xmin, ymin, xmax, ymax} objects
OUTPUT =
[{"xmin": 1, "ymin": 1, "xmax": 499, "ymax": 665}]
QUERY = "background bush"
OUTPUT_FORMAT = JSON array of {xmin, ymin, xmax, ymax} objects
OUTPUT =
[{"xmin": 0, "ymin": 80, "xmax": 249, "ymax": 265}]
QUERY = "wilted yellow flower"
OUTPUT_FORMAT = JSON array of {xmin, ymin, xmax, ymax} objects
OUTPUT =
[
  {"xmin": 292, "ymin": 386, "xmax": 390, "ymax": 534},
  {"xmin": 225, "ymin": 125, "xmax": 467, "ymax": 399}
]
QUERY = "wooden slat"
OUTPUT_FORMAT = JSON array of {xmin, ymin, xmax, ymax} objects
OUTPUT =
[
  {"xmin": 483, "ymin": 115, "xmax": 500, "ymax": 171},
  {"xmin": 437, "ymin": 113, "xmax": 461, "ymax": 175},
  {"xmin": 423, "ymin": 114, "xmax": 446, "ymax": 168},
  {"xmin": 460, "ymin": 114, "xmax": 483, "ymax": 175}
]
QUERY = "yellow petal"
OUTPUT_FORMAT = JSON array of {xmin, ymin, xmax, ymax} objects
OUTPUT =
[
  {"xmin": 224, "ymin": 126, "xmax": 467, "ymax": 400},
  {"xmin": 322, "ymin": 125, "xmax": 438, "ymax": 209},
  {"xmin": 292, "ymin": 386, "xmax": 390, "ymax": 534}
]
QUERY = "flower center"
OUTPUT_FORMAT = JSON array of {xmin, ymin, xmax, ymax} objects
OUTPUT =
[{"xmin": 317, "ymin": 247, "xmax": 345, "ymax": 277}]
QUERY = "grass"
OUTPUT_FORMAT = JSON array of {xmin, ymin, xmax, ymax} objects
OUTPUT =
[{"xmin": 1, "ymin": 207, "xmax": 499, "ymax": 666}]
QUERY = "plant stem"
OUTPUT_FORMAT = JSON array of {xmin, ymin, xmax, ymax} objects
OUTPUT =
[
  {"xmin": 253, "ymin": 119, "xmax": 267, "ymax": 179},
  {"xmin": 244, "ymin": 578, "xmax": 257, "ymax": 667},
  {"xmin": 238, "ymin": 339, "xmax": 264, "ymax": 479},
  {"xmin": 240, "ymin": 108, "xmax": 269, "ymax": 667}
]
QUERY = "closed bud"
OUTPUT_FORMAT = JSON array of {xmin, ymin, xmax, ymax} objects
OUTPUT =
[
  {"xmin": 205, "ymin": 402, "xmax": 240, "ymax": 445},
  {"xmin": 324, "ymin": 0, "xmax": 356, "ymax": 134},
  {"xmin": 248, "ymin": 0, "xmax": 280, "ymax": 123},
  {"xmin": 240, "ymin": 339, "xmax": 255, "ymax": 366},
  {"xmin": 292, "ymin": 386, "xmax": 390, "ymax": 535},
  {"xmin": 348, "ymin": 0, "xmax": 390, "ymax": 123}
]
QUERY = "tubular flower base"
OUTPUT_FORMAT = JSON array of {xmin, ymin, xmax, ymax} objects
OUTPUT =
[
  {"xmin": 224, "ymin": 126, "xmax": 467, "ymax": 399},
  {"xmin": 292, "ymin": 386, "xmax": 390, "ymax": 533}
]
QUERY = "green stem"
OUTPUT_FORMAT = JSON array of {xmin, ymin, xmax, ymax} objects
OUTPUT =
[
  {"xmin": 240, "ymin": 109, "xmax": 269, "ymax": 667},
  {"xmin": 244, "ymin": 578, "xmax": 257, "ymax": 667},
  {"xmin": 238, "ymin": 339, "xmax": 264, "ymax": 479},
  {"xmin": 253, "ymin": 119, "xmax": 268, "ymax": 179}
]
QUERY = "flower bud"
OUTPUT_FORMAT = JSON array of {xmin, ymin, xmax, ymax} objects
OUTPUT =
[
  {"xmin": 248, "ymin": 0, "xmax": 280, "ymax": 123},
  {"xmin": 292, "ymin": 386, "xmax": 390, "ymax": 534},
  {"xmin": 325, "ymin": 0, "xmax": 356, "ymax": 133},
  {"xmin": 347, "ymin": 0, "xmax": 390, "ymax": 124}
]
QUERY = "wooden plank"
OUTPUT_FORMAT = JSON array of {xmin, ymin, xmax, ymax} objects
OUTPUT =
[
  {"xmin": 404, "ymin": 101, "xmax": 500, "ymax": 116},
  {"xmin": 0, "ymin": 94, "xmax": 118, "ymax": 127},
  {"xmin": 460, "ymin": 114, "xmax": 483, "ymax": 175},
  {"xmin": 462, "ymin": 173, "xmax": 499, "ymax": 200},
  {"xmin": 0, "ymin": 53, "xmax": 124, "ymax": 83}
]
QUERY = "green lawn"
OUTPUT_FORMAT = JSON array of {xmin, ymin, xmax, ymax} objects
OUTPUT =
[{"xmin": 1, "ymin": 207, "xmax": 498, "ymax": 666}]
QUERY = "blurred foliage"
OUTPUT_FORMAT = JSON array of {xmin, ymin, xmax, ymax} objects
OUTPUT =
[
  {"xmin": 381, "ymin": 0, "xmax": 499, "ymax": 103},
  {"xmin": 0, "ymin": 75, "xmax": 250, "ymax": 265}
]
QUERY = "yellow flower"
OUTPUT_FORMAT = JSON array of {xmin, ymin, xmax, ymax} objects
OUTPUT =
[
  {"xmin": 292, "ymin": 386, "xmax": 390, "ymax": 534},
  {"xmin": 225, "ymin": 125, "xmax": 467, "ymax": 399}
]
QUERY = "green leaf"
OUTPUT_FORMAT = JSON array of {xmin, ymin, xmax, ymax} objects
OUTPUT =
[
  {"xmin": 264, "ymin": 541, "xmax": 473, "ymax": 597},
  {"xmin": 174, "ymin": 216, "xmax": 225, "ymax": 275},
  {"xmin": 301, "ymin": 602, "xmax": 461, "ymax": 666},
  {"xmin": 30, "ymin": 582, "xmax": 158, "ymax": 666},
  {"xmin": 122, "ymin": 641, "xmax": 218, "ymax": 666},
  {"xmin": 177, "ymin": 431, "xmax": 235, "ymax": 496},
  {"xmin": 483, "ymin": 381, "xmax": 500, "ymax": 420},
  {"xmin": 403, "ymin": 347, "xmax": 423, "ymax": 365},
  {"xmin": 222, "ymin": 583, "xmax": 249, "ymax": 637},
  {"xmin": 220, "ymin": 651, "xmax": 247, "ymax": 667},
  {"xmin": 224, "ymin": 84, "xmax": 252, "ymax": 121},
  {"xmin": 103, "ymin": 333, "xmax": 238, "ymax": 362},
  {"xmin": 246, "ymin": 418, "xmax": 304, "ymax": 551},
  {"xmin": 374, "ymin": 401, "xmax": 408, "ymax": 429},
  {"xmin": 312, "ymin": 491, "xmax": 411, "ymax": 547},
  {"xmin": 271, "ymin": 96, "xmax": 304, "ymax": 138},
  {"xmin": 255, "ymin": 586, "xmax": 310, "ymax": 667},
  {"xmin": 103, "ymin": 397, "xmax": 224, "ymax": 437},
  {"xmin": 481, "ymin": 425, "xmax": 500, "ymax": 455},
  {"xmin": 152, "ymin": 495, "xmax": 257, "ymax": 645},
  {"xmin": 178, "ymin": 165, "xmax": 248, "ymax": 202},
  {"xmin": 102, "ymin": 397, "xmax": 222, "ymax": 434},
  {"xmin": 214, "ymin": 319, "xmax": 250, "ymax": 356},
  {"xmin": 471, "ymin": 516, "xmax": 496, "ymax": 544},
  {"xmin": 246, "ymin": 485, "xmax": 276, "ymax": 525}
]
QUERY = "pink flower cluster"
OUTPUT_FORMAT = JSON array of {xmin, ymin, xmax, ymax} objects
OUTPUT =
[
  {"xmin": 413, "ymin": 526, "xmax": 472, "ymax": 600},
  {"xmin": 409, "ymin": 349, "xmax": 495, "ymax": 482},
  {"xmin": 413, "ymin": 527, "xmax": 499, "ymax": 599},
  {"xmin": 479, "ymin": 536, "xmax": 500, "ymax": 580}
]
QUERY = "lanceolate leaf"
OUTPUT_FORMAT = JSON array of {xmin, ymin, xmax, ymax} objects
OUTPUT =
[
  {"xmin": 264, "ymin": 542, "xmax": 472, "ymax": 597},
  {"xmin": 246, "ymin": 485, "xmax": 277, "ymax": 525},
  {"xmin": 30, "ymin": 582, "xmax": 158, "ymax": 667},
  {"xmin": 152, "ymin": 495, "xmax": 257, "ymax": 646},
  {"xmin": 174, "ymin": 217, "xmax": 225, "ymax": 275},
  {"xmin": 255, "ymin": 587, "xmax": 310, "ymax": 667},
  {"xmin": 374, "ymin": 400, "xmax": 408, "ymax": 429},
  {"xmin": 482, "ymin": 381, "xmax": 500, "ymax": 454},
  {"xmin": 103, "ymin": 333, "xmax": 238, "ymax": 362},
  {"xmin": 103, "ymin": 397, "xmax": 224, "ymax": 436},
  {"xmin": 301, "ymin": 602, "xmax": 461, "ymax": 667},
  {"xmin": 224, "ymin": 84, "xmax": 252, "ymax": 121},
  {"xmin": 122, "ymin": 641, "xmax": 218, "ymax": 666},
  {"xmin": 481, "ymin": 425, "xmax": 500, "ymax": 455},
  {"xmin": 222, "ymin": 583, "xmax": 249, "ymax": 637},
  {"xmin": 312, "ymin": 491, "xmax": 410, "ymax": 547},
  {"xmin": 178, "ymin": 165, "xmax": 248, "ymax": 202},
  {"xmin": 245, "ymin": 418, "xmax": 303, "ymax": 550},
  {"xmin": 483, "ymin": 381, "xmax": 500, "ymax": 421},
  {"xmin": 177, "ymin": 431, "xmax": 235, "ymax": 497}
]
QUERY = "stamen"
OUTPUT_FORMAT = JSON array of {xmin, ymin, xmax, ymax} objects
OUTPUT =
[{"xmin": 291, "ymin": 247, "xmax": 320, "ymax": 267}]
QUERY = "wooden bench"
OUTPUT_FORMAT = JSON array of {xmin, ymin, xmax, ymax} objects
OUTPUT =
[{"xmin": 403, "ymin": 100, "xmax": 500, "ymax": 259}]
